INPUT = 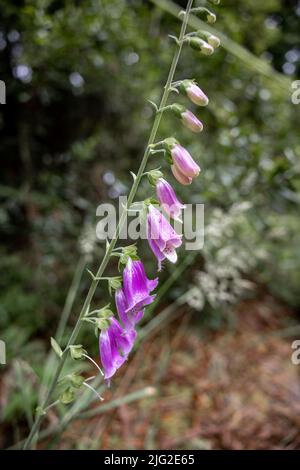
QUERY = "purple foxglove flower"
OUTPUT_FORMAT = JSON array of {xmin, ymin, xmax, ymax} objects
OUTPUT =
[
  {"xmin": 171, "ymin": 164, "xmax": 193, "ymax": 186},
  {"xmin": 99, "ymin": 317, "xmax": 136, "ymax": 381},
  {"xmin": 123, "ymin": 258, "xmax": 158, "ymax": 316},
  {"xmin": 115, "ymin": 287, "xmax": 144, "ymax": 331},
  {"xmin": 171, "ymin": 144, "xmax": 201, "ymax": 179},
  {"xmin": 147, "ymin": 204, "xmax": 182, "ymax": 271},
  {"xmin": 185, "ymin": 83, "xmax": 209, "ymax": 106},
  {"xmin": 156, "ymin": 178, "xmax": 185, "ymax": 222},
  {"xmin": 181, "ymin": 110, "xmax": 203, "ymax": 133}
]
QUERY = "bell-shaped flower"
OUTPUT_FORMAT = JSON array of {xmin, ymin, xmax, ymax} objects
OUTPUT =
[
  {"xmin": 156, "ymin": 178, "xmax": 185, "ymax": 222},
  {"xmin": 147, "ymin": 204, "xmax": 182, "ymax": 271},
  {"xmin": 99, "ymin": 317, "xmax": 136, "ymax": 381},
  {"xmin": 115, "ymin": 287, "xmax": 144, "ymax": 331},
  {"xmin": 122, "ymin": 258, "xmax": 158, "ymax": 316}
]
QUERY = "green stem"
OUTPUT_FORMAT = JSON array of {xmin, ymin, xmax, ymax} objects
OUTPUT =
[{"xmin": 23, "ymin": 0, "xmax": 193, "ymax": 450}]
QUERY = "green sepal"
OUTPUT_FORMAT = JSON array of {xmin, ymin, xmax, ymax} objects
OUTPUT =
[
  {"xmin": 170, "ymin": 103, "xmax": 185, "ymax": 118},
  {"xmin": 188, "ymin": 37, "xmax": 203, "ymax": 51},
  {"xmin": 107, "ymin": 276, "xmax": 122, "ymax": 296},
  {"xmin": 147, "ymin": 169, "xmax": 163, "ymax": 186},
  {"xmin": 118, "ymin": 244, "xmax": 139, "ymax": 268},
  {"xmin": 162, "ymin": 137, "xmax": 178, "ymax": 151},
  {"xmin": 36, "ymin": 406, "xmax": 46, "ymax": 417},
  {"xmin": 69, "ymin": 344, "xmax": 87, "ymax": 360},
  {"xmin": 95, "ymin": 316, "xmax": 112, "ymax": 332},
  {"xmin": 97, "ymin": 304, "xmax": 114, "ymax": 319},
  {"xmin": 60, "ymin": 387, "xmax": 75, "ymax": 405},
  {"xmin": 144, "ymin": 197, "xmax": 160, "ymax": 207},
  {"xmin": 70, "ymin": 373, "xmax": 85, "ymax": 389}
]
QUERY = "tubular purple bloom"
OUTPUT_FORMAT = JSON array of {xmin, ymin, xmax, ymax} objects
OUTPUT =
[
  {"xmin": 171, "ymin": 144, "xmax": 201, "ymax": 178},
  {"xmin": 115, "ymin": 287, "xmax": 144, "ymax": 330},
  {"xmin": 186, "ymin": 82, "xmax": 209, "ymax": 106},
  {"xmin": 181, "ymin": 110, "xmax": 203, "ymax": 133},
  {"xmin": 99, "ymin": 317, "xmax": 136, "ymax": 381},
  {"xmin": 156, "ymin": 178, "xmax": 185, "ymax": 222},
  {"xmin": 147, "ymin": 204, "xmax": 182, "ymax": 271},
  {"xmin": 123, "ymin": 258, "xmax": 158, "ymax": 316}
]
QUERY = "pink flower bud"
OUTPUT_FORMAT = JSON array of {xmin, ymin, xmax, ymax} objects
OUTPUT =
[
  {"xmin": 181, "ymin": 81, "xmax": 209, "ymax": 106},
  {"xmin": 181, "ymin": 110, "xmax": 203, "ymax": 133},
  {"xmin": 171, "ymin": 144, "xmax": 201, "ymax": 178}
]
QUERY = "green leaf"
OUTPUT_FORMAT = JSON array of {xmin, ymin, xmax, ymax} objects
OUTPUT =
[{"xmin": 50, "ymin": 337, "xmax": 63, "ymax": 358}]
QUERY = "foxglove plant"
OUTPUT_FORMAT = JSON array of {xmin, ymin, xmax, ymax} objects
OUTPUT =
[{"xmin": 23, "ymin": 0, "xmax": 221, "ymax": 449}]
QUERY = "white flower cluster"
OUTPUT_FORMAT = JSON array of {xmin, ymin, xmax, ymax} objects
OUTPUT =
[{"xmin": 185, "ymin": 202, "xmax": 263, "ymax": 311}]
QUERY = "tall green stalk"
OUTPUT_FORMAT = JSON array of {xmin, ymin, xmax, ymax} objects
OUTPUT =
[{"xmin": 23, "ymin": 0, "xmax": 194, "ymax": 450}]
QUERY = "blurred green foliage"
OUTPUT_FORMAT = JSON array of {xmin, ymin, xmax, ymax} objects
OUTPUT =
[{"xmin": 0, "ymin": 0, "xmax": 300, "ymax": 442}]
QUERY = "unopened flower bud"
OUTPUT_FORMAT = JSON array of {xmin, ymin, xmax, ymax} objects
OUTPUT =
[
  {"xmin": 180, "ymin": 80, "xmax": 209, "ymax": 106},
  {"xmin": 207, "ymin": 34, "xmax": 220, "ymax": 48},
  {"xmin": 200, "ymin": 41, "xmax": 214, "ymax": 55},
  {"xmin": 191, "ymin": 7, "xmax": 217, "ymax": 23},
  {"xmin": 171, "ymin": 104, "xmax": 203, "ymax": 133},
  {"xmin": 188, "ymin": 38, "xmax": 214, "ymax": 56},
  {"xmin": 162, "ymin": 139, "xmax": 200, "ymax": 182},
  {"xmin": 182, "ymin": 110, "xmax": 203, "ymax": 133},
  {"xmin": 171, "ymin": 144, "xmax": 201, "ymax": 179},
  {"xmin": 208, "ymin": 12, "xmax": 216, "ymax": 23}
]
